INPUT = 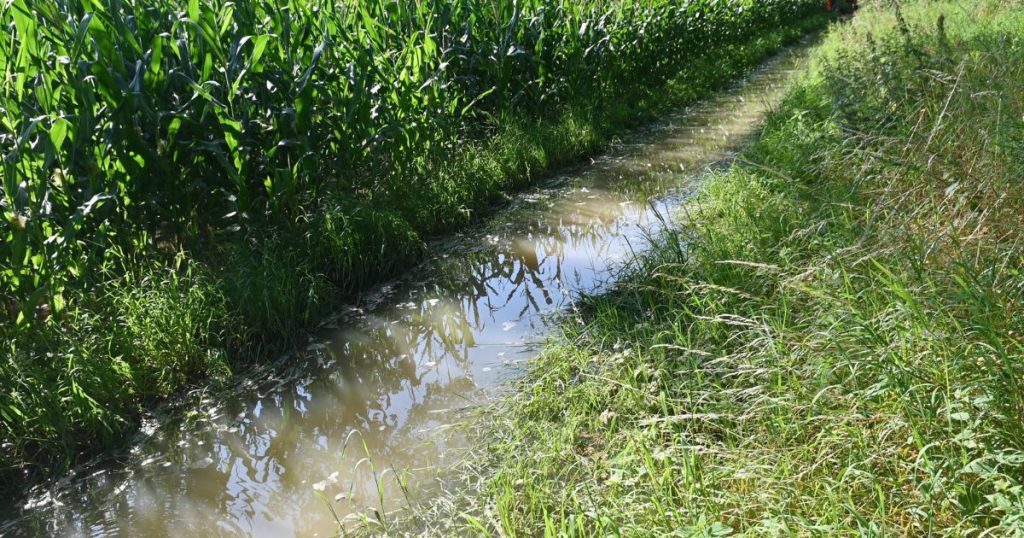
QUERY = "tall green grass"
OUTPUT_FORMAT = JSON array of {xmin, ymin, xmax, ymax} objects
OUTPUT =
[
  {"xmin": 1, "ymin": 0, "xmax": 820, "ymax": 322},
  {"xmin": 0, "ymin": 0, "xmax": 827, "ymax": 486},
  {"xmin": 410, "ymin": 1, "xmax": 1024, "ymax": 535}
]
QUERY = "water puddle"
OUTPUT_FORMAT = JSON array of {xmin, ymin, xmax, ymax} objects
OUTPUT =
[{"xmin": 1, "ymin": 43, "xmax": 811, "ymax": 537}]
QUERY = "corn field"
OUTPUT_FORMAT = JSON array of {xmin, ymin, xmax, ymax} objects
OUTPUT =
[
  {"xmin": 0, "ymin": 0, "xmax": 826, "ymax": 481},
  {"xmin": 0, "ymin": 0, "xmax": 821, "ymax": 327}
]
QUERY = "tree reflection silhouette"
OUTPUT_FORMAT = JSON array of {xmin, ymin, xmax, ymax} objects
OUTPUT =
[{"xmin": 8, "ymin": 50, "xmax": 803, "ymax": 537}]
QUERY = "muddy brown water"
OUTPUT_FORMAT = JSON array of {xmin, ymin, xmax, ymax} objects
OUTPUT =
[{"xmin": 1, "ymin": 43, "xmax": 811, "ymax": 537}]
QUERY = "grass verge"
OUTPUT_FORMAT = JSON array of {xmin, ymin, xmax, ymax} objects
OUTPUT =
[
  {"xmin": 412, "ymin": 1, "xmax": 1024, "ymax": 535},
  {"xmin": 0, "ymin": 13, "xmax": 829, "ymax": 489}
]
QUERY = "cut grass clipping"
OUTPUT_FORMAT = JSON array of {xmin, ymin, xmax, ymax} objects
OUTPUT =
[{"xmin": 410, "ymin": 1, "xmax": 1024, "ymax": 536}]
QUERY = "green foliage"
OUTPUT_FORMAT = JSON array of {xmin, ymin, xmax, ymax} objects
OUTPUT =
[
  {"xmin": 0, "ymin": 0, "xmax": 826, "ymax": 483},
  {"xmin": 0, "ymin": 261, "xmax": 234, "ymax": 470},
  {"xmin": 0, "ymin": 0, "xmax": 822, "ymax": 320},
  {"xmin": 415, "ymin": 1, "xmax": 1024, "ymax": 535}
]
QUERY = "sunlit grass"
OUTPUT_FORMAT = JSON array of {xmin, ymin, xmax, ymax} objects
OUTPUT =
[
  {"xmin": 408, "ymin": 1, "xmax": 1024, "ymax": 535},
  {"xmin": 0, "ymin": 0, "xmax": 828, "ymax": 488}
]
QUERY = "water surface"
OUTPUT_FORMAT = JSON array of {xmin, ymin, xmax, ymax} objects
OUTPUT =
[{"xmin": 2, "ymin": 43, "xmax": 810, "ymax": 537}]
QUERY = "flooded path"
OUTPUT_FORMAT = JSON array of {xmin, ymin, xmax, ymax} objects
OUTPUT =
[{"xmin": 2, "ymin": 43, "xmax": 811, "ymax": 537}]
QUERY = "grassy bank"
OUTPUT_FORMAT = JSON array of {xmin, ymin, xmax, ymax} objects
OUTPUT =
[
  {"xmin": 415, "ymin": 1, "xmax": 1024, "ymax": 535},
  {"xmin": 0, "ymin": 2, "xmax": 829, "ymax": 485}
]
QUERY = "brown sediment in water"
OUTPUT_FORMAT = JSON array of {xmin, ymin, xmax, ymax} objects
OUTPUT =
[{"xmin": 5, "ymin": 42, "xmax": 811, "ymax": 538}]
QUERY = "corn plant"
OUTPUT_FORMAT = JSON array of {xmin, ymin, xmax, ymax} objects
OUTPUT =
[{"xmin": 0, "ymin": 0, "xmax": 822, "ymax": 330}]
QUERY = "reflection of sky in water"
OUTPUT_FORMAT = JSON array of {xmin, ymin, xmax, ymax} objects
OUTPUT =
[{"xmin": 3, "ymin": 43, "xmax": 809, "ymax": 538}]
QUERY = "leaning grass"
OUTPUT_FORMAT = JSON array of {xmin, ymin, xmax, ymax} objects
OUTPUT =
[
  {"xmin": 408, "ymin": 1, "xmax": 1024, "ymax": 536},
  {"xmin": 0, "ymin": 0, "xmax": 829, "ymax": 487},
  {"xmin": 0, "ymin": 0, "xmax": 823, "ymax": 319}
]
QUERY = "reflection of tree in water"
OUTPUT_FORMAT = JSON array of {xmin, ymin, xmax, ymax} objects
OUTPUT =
[
  {"xmin": 73, "ymin": 329, "xmax": 480, "ymax": 536},
  {"xmin": 32, "ymin": 99, "xmax": 748, "ymax": 538},
  {"xmin": 160, "ymin": 177, "xmax": 680, "ymax": 534},
  {"xmin": 427, "ymin": 185, "xmax": 663, "ymax": 325},
  {"xmin": 7, "ymin": 54, "xmax": 804, "ymax": 537},
  {"xmin": 23, "ymin": 173, "xmax": 684, "ymax": 538}
]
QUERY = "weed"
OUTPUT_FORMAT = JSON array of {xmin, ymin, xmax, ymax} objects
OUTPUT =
[
  {"xmin": 0, "ymin": 0, "xmax": 829, "ymax": 484},
  {"xmin": 406, "ymin": 1, "xmax": 1024, "ymax": 536}
]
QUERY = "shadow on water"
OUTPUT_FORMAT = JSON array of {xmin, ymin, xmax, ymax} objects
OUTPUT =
[{"xmin": 1, "ymin": 41, "xmax": 813, "ymax": 537}]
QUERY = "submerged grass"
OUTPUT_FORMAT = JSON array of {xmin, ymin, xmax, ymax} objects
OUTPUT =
[
  {"xmin": 0, "ymin": 1, "xmax": 830, "ymax": 488},
  {"xmin": 409, "ymin": 1, "xmax": 1024, "ymax": 535}
]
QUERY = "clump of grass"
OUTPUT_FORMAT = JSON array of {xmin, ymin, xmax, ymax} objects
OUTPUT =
[
  {"xmin": 0, "ymin": 1, "xmax": 831, "ymax": 485},
  {"xmin": 410, "ymin": 1, "xmax": 1024, "ymax": 535},
  {"xmin": 108, "ymin": 266, "xmax": 235, "ymax": 400},
  {"xmin": 218, "ymin": 195, "xmax": 422, "ymax": 344},
  {"xmin": 0, "ymin": 260, "xmax": 235, "ymax": 471}
]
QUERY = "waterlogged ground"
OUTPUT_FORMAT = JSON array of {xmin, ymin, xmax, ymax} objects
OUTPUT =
[{"xmin": 2, "ymin": 44, "xmax": 811, "ymax": 537}]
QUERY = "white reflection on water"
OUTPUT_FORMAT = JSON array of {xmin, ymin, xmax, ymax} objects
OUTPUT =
[{"xmin": 3, "ymin": 42, "xmax": 810, "ymax": 538}]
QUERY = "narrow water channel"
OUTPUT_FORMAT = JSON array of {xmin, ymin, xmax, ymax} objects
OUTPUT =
[{"xmin": 2, "ymin": 43, "xmax": 811, "ymax": 537}]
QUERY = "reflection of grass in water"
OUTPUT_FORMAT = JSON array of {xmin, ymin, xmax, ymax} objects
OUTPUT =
[
  {"xmin": 400, "ymin": 1, "xmax": 1024, "ymax": 535},
  {"xmin": 1, "ymin": 0, "xmax": 833, "ymax": 487},
  {"xmin": 314, "ymin": 427, "xmax": 431, "ymax": 536}
]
